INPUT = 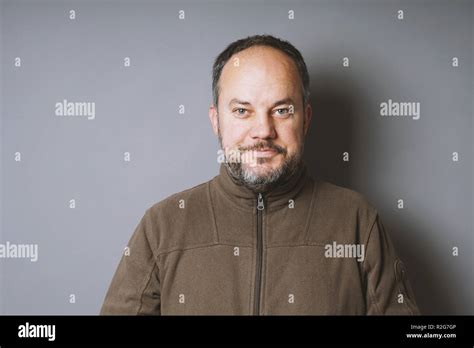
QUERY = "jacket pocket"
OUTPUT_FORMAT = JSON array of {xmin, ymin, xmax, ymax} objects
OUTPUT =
[{"xmin": 394, "ymin": 259, "xmax": 420, "ymax": 315}]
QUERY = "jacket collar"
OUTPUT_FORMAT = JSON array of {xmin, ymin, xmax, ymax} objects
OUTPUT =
[{"xmin": 214, "ymin": 160, "xmax": 310, "ymax": 212}]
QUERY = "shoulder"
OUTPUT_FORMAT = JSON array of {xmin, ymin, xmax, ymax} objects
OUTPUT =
[
  {"xmin": 315, "ymin": 179, "xmax": 374, "ymax": 211},
  {"xmin": 141, "ymin": 179, "xmax": 215, "ymax": 252},
  {"xmin": 308, "ymin": 179, "xmax": 379, "ymax": 243},
  {"xmin": 148, "ymin": 181, "xmax": 210, "ymax": 216}
]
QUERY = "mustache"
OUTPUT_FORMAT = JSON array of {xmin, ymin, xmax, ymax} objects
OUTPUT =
[{"xmin": 238, "ymin": 142, "xmax": 287, "ymax": 155}]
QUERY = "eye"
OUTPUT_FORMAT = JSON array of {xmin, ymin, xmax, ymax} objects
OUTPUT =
[
  {"xmin": 274, "ymin": 108, "xmax": 290, "ymax": 117},
  {"xmin": 233, "ymin": 108, "xmax": 248, "ymax": 117}
]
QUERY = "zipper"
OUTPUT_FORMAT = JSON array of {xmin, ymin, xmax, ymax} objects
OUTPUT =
[{"xmin": 253, "ymin": 192, "xmax": 264, "ymax": 315}]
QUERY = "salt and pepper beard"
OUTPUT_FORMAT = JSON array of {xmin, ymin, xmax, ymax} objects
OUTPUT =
[{"xmin": 217, "ymin": 115, "xmax": 305, "ymax": 193}]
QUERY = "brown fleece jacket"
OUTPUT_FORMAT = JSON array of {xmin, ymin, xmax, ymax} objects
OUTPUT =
[{"xmin": 100, "ymin": 162, "xmax": 420, "ymax": 315}]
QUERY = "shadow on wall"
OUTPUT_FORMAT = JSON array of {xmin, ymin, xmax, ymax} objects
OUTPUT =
[{"xmin": 302, "ymin": 71, "xmax": 454, "ymax": 315}]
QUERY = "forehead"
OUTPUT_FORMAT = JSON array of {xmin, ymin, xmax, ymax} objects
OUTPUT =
[{"xmin": 219, "ymin": 46, "xmax": 302, "ymax": 102}]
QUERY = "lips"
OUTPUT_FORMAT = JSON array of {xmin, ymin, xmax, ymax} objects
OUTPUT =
[{"xmin": 253, "ymin": 148, "xmax": 277, "ymax": 158}]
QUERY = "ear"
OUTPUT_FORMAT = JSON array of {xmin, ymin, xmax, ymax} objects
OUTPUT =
[
  {"xmin": 209, "ymin": 104, "xmax": 219, "ymax": 136},
  {"xmin": 303, "ymin": 103, "xmax": 312, "ymax": 136}
]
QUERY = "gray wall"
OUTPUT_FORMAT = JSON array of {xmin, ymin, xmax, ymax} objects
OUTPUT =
[
  {"xmin": 0, "ymin": 0, "xmax": 3, "ymax": 314},
  {"xmin": 1, "ymin": 0, "xmax": 472, "ymax": 314}
]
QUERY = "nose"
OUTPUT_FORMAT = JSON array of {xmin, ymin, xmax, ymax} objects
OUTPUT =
[{"xmin": 249, "ymin": 112, "xmax": 276, "ymax": 140}]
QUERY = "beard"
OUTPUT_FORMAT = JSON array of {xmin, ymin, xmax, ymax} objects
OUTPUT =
[{"xmin": 218, "ymin": 129, "xmax": 304, "ymax": 194}]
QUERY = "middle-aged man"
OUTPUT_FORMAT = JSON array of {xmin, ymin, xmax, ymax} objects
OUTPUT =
[{"xmin": 101, "ymin": 34, "xmax": 420, "ymax": 315}]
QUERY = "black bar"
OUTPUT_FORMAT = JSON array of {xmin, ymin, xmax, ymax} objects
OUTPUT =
[{"xmin": 0, "ymin": 315, "xmax": 472, "ymax": 345}]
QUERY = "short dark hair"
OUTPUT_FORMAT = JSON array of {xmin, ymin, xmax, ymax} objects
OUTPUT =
[{"xmin": 212, "ymin": 34, "xmax": 311, "ymax": 109}]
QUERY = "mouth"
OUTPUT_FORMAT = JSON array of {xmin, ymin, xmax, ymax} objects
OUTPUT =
[{"xmin": 252, "ymin": 148, "xmax": 278, "ymax": 158}]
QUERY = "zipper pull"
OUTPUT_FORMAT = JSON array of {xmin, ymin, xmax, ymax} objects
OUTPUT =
[{"xmin": 257, "ymin": 193, "xmax": 264, "ymax": 211}]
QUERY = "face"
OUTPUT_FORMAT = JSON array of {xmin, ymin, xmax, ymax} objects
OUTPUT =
[{"xmin": 209, "ymin": 46, "xmax": 312, "ymax": 192}]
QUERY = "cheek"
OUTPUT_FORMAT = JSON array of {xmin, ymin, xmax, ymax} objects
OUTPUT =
[
  {"xmin": 276, "ymin": 123, "xmax": 302, "ymax": 151},
  {"xmin": 220, "ymin": 118, "xmax": 248, "ymax": 148}
]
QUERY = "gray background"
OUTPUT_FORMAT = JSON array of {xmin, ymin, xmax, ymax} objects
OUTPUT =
[{"xmin": 1, "ymin": 0, "xmax": 472, "ymax": 314}]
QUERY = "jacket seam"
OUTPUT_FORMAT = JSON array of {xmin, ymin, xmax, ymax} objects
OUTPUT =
[
  {"xmin": 207, "ymin": 181, "xmax": 220, "ymax": 244},
  {"xmin": 266, "ymin": 242, "xmax": 328, "ymax": 249},
  {"xmin": 136, "ymin": 262, "xmax": 158, "ymax": 315},
  {"xmin": 361, "ymin": 213, "xmax": 381, "ymax": 315},
  {"xmin": 303, "ymin": 179, "xmax": 318, "ymax": 243},
  {"xmin": 156, "ymin": 242, "xmax": 251, "ymax": 257},
  {"xmin": 137, "ymin": 208, "xmax": 160, "ymax": 314},
  {"xmin": 143, "ymin": 208, "xmax": 161, "ymax": 263},
  {"xmin": 394, "ymin": 259, "xmax": 415, "ymax": 315},
  {"xmin": 218, "ymin": 237, "xmax": 253, "ymax": 246}
]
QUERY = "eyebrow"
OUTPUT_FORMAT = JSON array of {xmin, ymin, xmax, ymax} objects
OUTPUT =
[{"xmin": 228, "ymin": 98, "xmax": 295, "ymax": 108}]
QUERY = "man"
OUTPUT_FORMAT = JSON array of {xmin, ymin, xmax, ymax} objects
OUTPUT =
[{"xmin": 100, "ymin": 34, "xmax": 420, "ymax": 315}]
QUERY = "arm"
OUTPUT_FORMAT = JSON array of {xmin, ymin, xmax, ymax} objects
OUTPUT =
[
  {"xmin": 363, "ymin": 214, "xmax": 420, "ymax": 315},
  {"xmin": 100, "ymin": 209, "xmax": 161, "ymax": 315}
]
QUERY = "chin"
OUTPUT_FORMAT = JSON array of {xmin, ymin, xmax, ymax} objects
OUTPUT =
[{"xmin": 245, "ymin": 160, "xmax": 282, "ymax": 175}]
